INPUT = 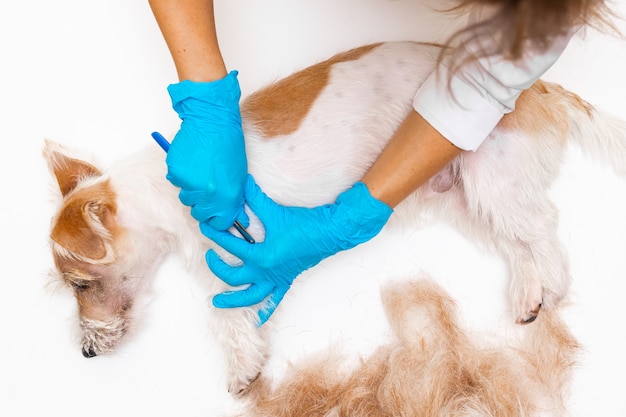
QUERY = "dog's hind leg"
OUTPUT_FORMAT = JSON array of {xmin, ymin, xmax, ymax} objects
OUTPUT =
[
  {"xmin": 455, "ymin": 117, "xmax": 572, "ymax": 323},
  {"xmin": 455, "ymin": 157, "xmax": 571, "ymax": 323},
  {"xmin": 486, "ymin": 193, "xmax": 571, "ymax": 324}
]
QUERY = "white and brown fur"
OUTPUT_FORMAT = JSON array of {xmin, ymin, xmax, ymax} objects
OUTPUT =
[
  {"xmin": 44, "ymin": 42, "xmax": 626, "ymax": 396},
  {"xmin": 245, "ymin": 277, "xmax": 580, "ymax": 417}
]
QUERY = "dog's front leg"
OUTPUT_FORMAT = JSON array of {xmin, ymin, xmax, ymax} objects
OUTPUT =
[{"xmin": 207, "ymin": 304, "xmax": 268, "ymax": 395}]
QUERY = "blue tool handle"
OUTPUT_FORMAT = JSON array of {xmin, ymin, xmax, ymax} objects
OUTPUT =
[
  {"xmin": 150, "ymin": 131, "xmax": 255, "ymax": 244},
  {"xmin": 151, "ymin": 131, "xmax": 170, "ymax": 152}
]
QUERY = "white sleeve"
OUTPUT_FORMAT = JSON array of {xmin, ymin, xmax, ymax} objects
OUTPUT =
[{"xmin": 413, "ymin": 29, "xmax": 578, "ymax": 151}]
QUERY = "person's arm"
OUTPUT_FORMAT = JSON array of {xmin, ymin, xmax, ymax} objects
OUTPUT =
[
  {"xmin": 361, "ymin": 110, "xmax": 462, "ymax": 208},
  {"xmin": 148, "ymin": 0, "xmax": 226, "ymax": 82},
  {"xmin": 363, "ymin": 25, "xmax": 581, "ymax": 209},
  {"xmin": 149, "ymin": 0, "xmax": 249, "ymax": 231}
]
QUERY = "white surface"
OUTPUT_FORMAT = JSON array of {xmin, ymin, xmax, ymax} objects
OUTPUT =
[{"xmin": 1, "ymin": 1, "xmax": 625, "ymax": 416}]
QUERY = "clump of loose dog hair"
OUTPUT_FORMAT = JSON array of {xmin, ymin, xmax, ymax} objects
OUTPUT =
[{"xmin": 246, "ymin": 278, "xmax": 580, "ymax": 417}]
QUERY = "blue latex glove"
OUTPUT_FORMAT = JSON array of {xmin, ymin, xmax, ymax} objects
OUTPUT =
[
  {"xmin": 166, "ymin": 71, "xmax": 248, "ymax": 231},
  {"xmin": 200, "ymin": 175, "xmax": 393, "ymax": 325}
]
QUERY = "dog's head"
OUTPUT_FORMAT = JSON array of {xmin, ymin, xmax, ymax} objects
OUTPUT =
[{"xmin": 43, "ymin": 140, "xmax": 158, "ymax": 358}]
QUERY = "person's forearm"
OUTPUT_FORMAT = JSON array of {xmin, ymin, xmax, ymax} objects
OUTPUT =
[
  {"xmin": 361, "ymin": 110, "xmax": 462, "ymax": 208},
  {"xmin": 148, "ymin": 0, "xmax": 227, "ymax": 82}
]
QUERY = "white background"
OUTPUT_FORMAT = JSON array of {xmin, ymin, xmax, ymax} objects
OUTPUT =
[{"xmin": 1, "ymin": 1, "xmax": 626, "ymax": 416}]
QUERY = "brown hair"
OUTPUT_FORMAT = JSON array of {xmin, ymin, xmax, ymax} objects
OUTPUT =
[{"xmin": 445, "ymin": 0, "xmax": 619, "ymax": 64}]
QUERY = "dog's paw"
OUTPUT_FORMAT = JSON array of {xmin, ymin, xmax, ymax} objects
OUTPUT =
[
  {"xmin": 511, "ymin": 281, "xmax": 544, "ymax": 324},
  {"xmin": 513, "ymin": 280, "xmax": 570, "ymax": 324},
  {"xmin": 540, "ymin": 286, "xmax": 567, "ymax": 310},
  {"xmin": 228, "ymin": 371, "xmax": 261, "ymax": 396},
  {"xmin": 516, "ymin": 303, "xmax": 542, "ymax": 324}
]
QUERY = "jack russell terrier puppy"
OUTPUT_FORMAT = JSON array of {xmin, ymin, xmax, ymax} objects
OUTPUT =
[{"xmin": 44, "ymin": 41, "xmax": 626, "ymax": 395}]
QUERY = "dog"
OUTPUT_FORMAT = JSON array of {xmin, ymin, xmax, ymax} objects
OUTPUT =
[
  {"xmin": 44, "ymin": 41, "xmax": 626, "ymax": 395},
  {"xmin": 244, "ymin": 277, "xmax": 580, "ymax": 417}
]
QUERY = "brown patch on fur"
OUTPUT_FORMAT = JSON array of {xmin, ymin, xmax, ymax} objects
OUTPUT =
[
  {"xmin": 242, "ymin": 43, "xmax": 382, "ymax": 138},
  {"xmin": 48, "ymin": 150, "xmax": 101, "ymax": 197},
  {"xmin": 51, "ymin": 181, "xmax": 118, "ymax": 260},
  {"xmin": 247, "ymin": 279, "xmax": 579, "ymax": 417},
  {"xmin": 499, "ymin": 79, "xmax": 592, "ymax": 144}
]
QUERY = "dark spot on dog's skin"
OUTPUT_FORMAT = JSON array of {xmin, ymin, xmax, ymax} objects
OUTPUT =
[{"xmin": 121, "ymin": 300, "xmax": 132, "ymax": 313}]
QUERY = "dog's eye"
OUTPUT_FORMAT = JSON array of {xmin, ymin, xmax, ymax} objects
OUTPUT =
[
  {"xmin": 63, "ymin": 269, "xmax": 94, "ymax": 292},
  {"xmin": 69, "ymin": 280, "xmax": 90, "ymax": 291}
]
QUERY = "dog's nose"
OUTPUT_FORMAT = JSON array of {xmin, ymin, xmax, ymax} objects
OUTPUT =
[{"xmin": 82, "ymin": 347, "xmax": 97, "ymax": 358}]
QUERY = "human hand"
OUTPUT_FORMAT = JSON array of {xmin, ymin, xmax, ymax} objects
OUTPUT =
[
  {"xmin": 166, "ymin": 71, "xmax": 248, "ymax": 230},
  {"xmin": 200, "ymin": 175, "xmax": 393, "ymax": 325}
]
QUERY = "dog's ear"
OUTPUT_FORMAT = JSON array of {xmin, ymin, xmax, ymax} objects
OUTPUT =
[
  {"xmin": 50, "ymin": 180, "xmax": 118, "ymax": 262},
  {"xmin": 43, "ymin": 140, "xmax": 102, "ymax": 197}
]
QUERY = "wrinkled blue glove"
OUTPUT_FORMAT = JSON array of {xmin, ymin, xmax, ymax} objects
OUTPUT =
[
  {"xmin": 166, "ymin": 71, "xmax": 248, "ymax": 231},
  {"xmin": 200, "ymin": 175, "xmax": 393, "ymax": 325}
]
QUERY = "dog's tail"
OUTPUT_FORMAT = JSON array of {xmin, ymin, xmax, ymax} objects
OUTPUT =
[{"xmin": 568, "ymin": 98, "xmax": 626, "ymax": 176}]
